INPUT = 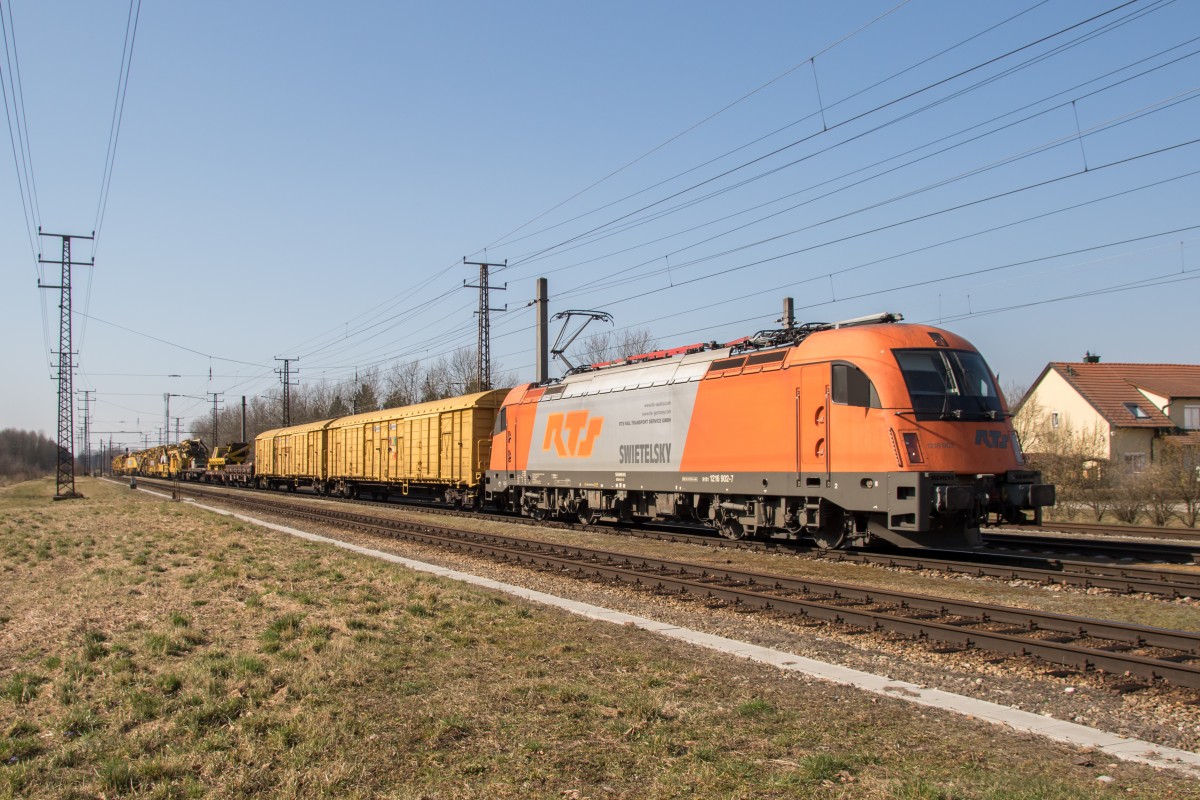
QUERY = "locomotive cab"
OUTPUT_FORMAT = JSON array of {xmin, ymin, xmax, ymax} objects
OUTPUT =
[{"xmin": 885, "ymin": 344, "xmax": 1054, "ymax": 542}]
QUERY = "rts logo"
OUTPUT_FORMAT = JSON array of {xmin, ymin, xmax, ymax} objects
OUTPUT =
[
  {"xmin": 543, "ymin": 411, "xmax": 604, "ymax": 458},
  {"xmin": 975, "ymin": 430, "xmax": 1011, "ymax": 449}
]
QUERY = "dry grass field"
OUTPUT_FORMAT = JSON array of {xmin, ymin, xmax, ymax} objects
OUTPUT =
[{"xmin": 1, "ymin": 477, "xmax": 1198, "ymax": 799}]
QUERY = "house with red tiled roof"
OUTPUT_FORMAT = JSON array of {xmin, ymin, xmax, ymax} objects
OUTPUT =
[{"xmin": 1015, "ymin": 357, "xmax": 1200, "ymax": 470}]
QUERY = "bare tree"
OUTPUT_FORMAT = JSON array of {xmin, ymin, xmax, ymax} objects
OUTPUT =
[
  {"xmin": 1146, "ymin": 464, "xmax": 1177, "ymax": 526},
  {"xmin": 1155, "ymin": 438, "xmax": 1200, "ymax": 527},
  {"xmin": 383, "ymin": 360, "xmax": 423, "ymax": 409},
  {"xmin": 574, "ymin": 327, "xmax": 659, "ymax": 366},
  {"xmin": 1108, "ymin": 466, "xmax": 1147, "ymax": 524},
  {"xmin": 1015, "ymin": 398, "xmax": 1111, "ymax": 521},
  {"xmin": 1001, "ymin": 381, "xmax": 1029, "ymax": 413},
  {"xmin": 420, "ymin": 357, "xmax": 451, "ymax": 402},
  {"xmin": 446, "ymin": 347, "xmax": 481, "ymax": 394}
]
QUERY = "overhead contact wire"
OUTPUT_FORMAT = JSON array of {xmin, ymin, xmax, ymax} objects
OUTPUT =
[{"xmin": 503, "ymin": 0, "xmax": 1149, "ymax": 269}]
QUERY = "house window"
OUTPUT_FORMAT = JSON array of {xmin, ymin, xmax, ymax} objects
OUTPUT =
[
  {"xmin": 1123, "ymin": 402, "xmax": 1150, "ymax": 420},
  {"xmin": 1051, "ymin": 412, "xmax": 1060, "ymax": 429},
  {"xmin": 1123, "ymin": 452, "xmax": 1147, "ymax": 473},
  {"xmin": 1185, "ymin": 405, "xmax": 1200, "ymax": 430}
]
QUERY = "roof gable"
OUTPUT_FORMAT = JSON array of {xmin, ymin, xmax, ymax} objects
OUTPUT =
[{"xmin": 1045, "ymin": 363, "xmax": 1200, "ymax": 428}]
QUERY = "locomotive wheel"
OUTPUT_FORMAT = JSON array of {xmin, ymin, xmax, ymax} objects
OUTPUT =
[
  {"xmin": 810, "ymin": 528, "xmax": 847, "ymax": 550},
  {"xmin": 811, "ymin": 504, "xmax": 848, "ymax": 549},
  {"xmin": 717, "ymin": 516, "xmax": 745, "ymax": 540},
  {"xmin": 530, "ymin": 507, "xmax": 547, "ymax": 521}
]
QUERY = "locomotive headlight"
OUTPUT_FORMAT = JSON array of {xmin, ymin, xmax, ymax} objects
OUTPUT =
[
  {"xmin": 861, "ymin": 478, "xmax": 876, "ymax": 489},
  {"xmin": 901, "ymin": 432, "xmax": 924, "ymax": 464}
]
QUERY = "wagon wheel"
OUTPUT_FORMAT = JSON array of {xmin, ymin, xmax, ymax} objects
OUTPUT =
[
  {"xmin": 530, "ymin": 507, "xmax": 547, "ymax": 521},
  {"xmin": 577, "ymin": 506, "xmax": 601, "ymax": 526}
]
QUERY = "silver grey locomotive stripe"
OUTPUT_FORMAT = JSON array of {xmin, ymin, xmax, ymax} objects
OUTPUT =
[{"xmin": 526, "ymin": 360, "xmax": 704, "ymax": 473}]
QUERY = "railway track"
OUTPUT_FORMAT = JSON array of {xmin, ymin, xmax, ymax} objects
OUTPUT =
[
  {"xmin": 156, "ymin": 481, "xmax": 1200, "ymax": 689},
  {"xmin": 983, "ymin": 530, "xmax": 1200, "ymax": 565},
  {"xmin": 137, "ymin": 477, "xmax": 1200, "ymax": 600},
  {"xmin": 1013, "ymin": 520, "xmax": 1200, "ymax": 544}
]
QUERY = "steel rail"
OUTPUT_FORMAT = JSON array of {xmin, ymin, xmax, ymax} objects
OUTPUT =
[
  {"xmin": 983, "ymin": 532, "xmax": 1200, "ymax": 564},
  {"xmin": 139, "ymin": 477, "xmax": 1200, "ymax": 599},
  {"xmin": 813, "ymin": 549, "xmax": 1200, "ymax": 599},
  {"xmin": 163, "ymin": 483, "xmax": 1200, "ymax": 688},
  {"xmin": 1017, "ymin": 521, "xmax": 1200, "ymax": 543}
]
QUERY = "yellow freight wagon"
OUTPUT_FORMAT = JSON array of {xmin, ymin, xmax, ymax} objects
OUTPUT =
[
  {"xmin": 323, "ymin": 389, "xmax": 507, "ymax": 504},
  {"xmin": 254, "ymin": 418, "xmax": 335, "ymax": 491}
]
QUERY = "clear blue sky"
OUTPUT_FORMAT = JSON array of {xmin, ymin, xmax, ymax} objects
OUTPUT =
[{"xmin": 2, "ymin": 0, "xmax": 1197, "ymax": 452}]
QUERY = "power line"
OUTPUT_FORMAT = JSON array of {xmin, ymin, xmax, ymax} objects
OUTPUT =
[
  {"xmin": 510, "ymin": 37, "xmax": 1200, "ymax": 281},
  {"xmin": 282, "ymin": 1, "xmax": 987, "ymax": 377},
  {"xmin": 0, "ymin": 0, "xmax": 40, "ymax": 242},
  {"xmin": 92, "ymin": 0, "xmax": 141, "ymax": 255},
  {"xmin": 0, "ymin": 0, "xmax": 37, "ymax": 264},
  {"xmin": 486, "ymin": 0, "xmax": 1058, "ymax": 257},
  {"xmin": 555, "ymin": 133, "xmax": 1200, "ymax": 307},
  {"xmin": 503, "ymin": 0, "xmax": 1154, "ymax": 270},
  {"xmin": 476, "ymin": 0, "xmax": 918, "ymax": 254},
  {"xmin": 72, "ymin": 310, "xmax": 270, "ymax": 367},
  {"xmin": 265, "ymin": 2, "xmax": 1174, "ymax": 391}
]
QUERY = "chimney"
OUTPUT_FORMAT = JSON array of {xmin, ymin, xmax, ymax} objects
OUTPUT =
[{"xmin": 1083, "ymin": 352, "xmax": 1100, "ymax": 364}]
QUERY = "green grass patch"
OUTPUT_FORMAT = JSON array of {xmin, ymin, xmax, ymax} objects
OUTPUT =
[{"xmin": 1, "ymin": 672, "xmax": 47, "ymax": 705}]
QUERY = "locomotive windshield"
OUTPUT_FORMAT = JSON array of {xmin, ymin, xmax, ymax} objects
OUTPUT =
[{"xmin": 893, "ymin": 349, "xmax": 1003, "ymax": 420}]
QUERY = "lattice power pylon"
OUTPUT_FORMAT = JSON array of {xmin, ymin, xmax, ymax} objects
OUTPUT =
[
  {"xmin": 38, "ymin": 230, "xmax": 93, "ymax": 500},
  {"xmin": 463, "ymin": 258, "xmax": 506, "ymax": 391}
]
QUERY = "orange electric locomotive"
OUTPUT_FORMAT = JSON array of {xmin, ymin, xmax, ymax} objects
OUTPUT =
[{"xmin": 485, "ymin": 313, "xmax": 1054, "ymax": 549}]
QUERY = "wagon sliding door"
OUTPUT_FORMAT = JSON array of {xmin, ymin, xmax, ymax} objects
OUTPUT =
[
  {"xmin": 366, "ymin": 424, "xmax": 382, "ymax": 481},
  {"xmin": 439, "ymin": 413, "xmax": 457, "ymax": 482},
  {"xmin": 385, "ymin": 422, "xmax": 398, "ymax": 481}
]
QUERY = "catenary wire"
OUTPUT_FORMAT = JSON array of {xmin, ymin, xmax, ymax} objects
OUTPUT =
[
  {"xmin": 263, "ymin": 1, "xmax": 1161, "ymax": 382},
  {"xmin": 510, "ymin": 37, "xmax": 1200, "ymax": 282},
  {"xmin": 474, "ymin": 0, "xmax": 917, "ymax": 255},
  {"xmin": 502, "ymin": 0, "xmax": 1153, "ymax": 270},
  {"xmin": 484, "ymin": 0, "xmax": 1055, "ymax": 255}
]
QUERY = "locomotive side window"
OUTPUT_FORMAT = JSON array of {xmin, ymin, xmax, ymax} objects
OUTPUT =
[
  {"xmin": 831, "ymin": 363, "xmax": 880, "ymax": 408},
  {"xmin": 894, "ymin": 349, "xmax": 1002, "ymax": 419},
  {"xmin": 492, "ymin": 407, "xmax": 507, "ymax": 436}
]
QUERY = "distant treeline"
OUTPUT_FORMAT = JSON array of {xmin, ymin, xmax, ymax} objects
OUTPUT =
[
  {"xmin": 187, "ymin": 334, "xmax": 657, "ymax": 451},
  {"xmin": 0, "ymin": 428, "xmax": 59, "ymax": 484}
]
